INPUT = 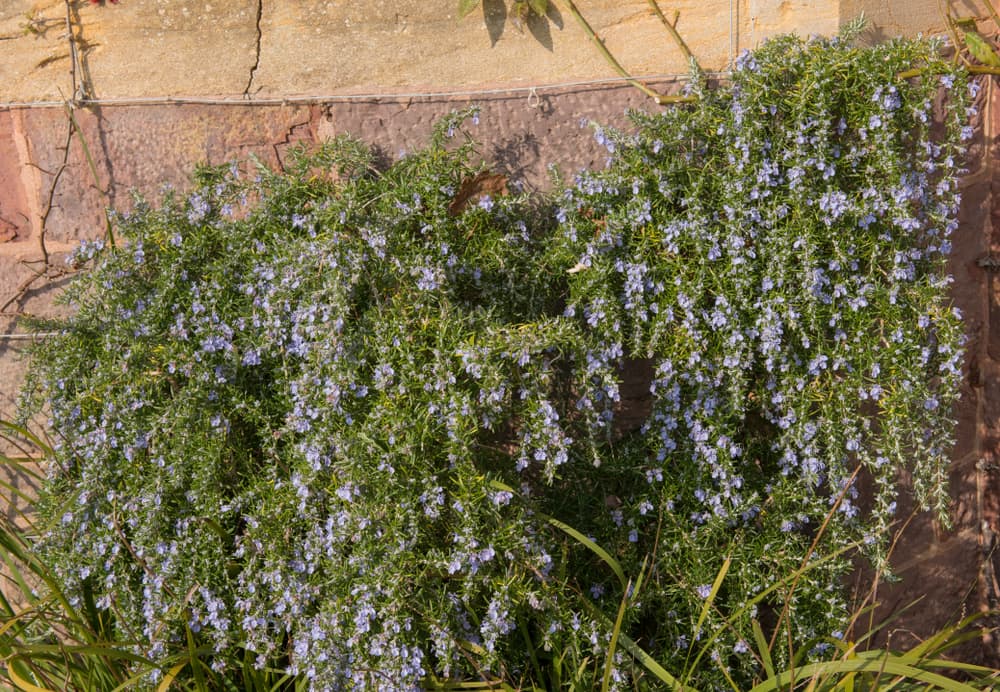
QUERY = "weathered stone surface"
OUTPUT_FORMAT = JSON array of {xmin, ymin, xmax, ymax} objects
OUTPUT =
[
  {"xmin": 852, "ymin": 445, "xmax": 983, "ymax": 660},
  {"xmin": 0, "ymin": 111, "xmax": 32, "ymax": 246},
  {"xmin": 949, "ymin": 452, "xmax": 982, "ymax": 532},
  {"xmin": 0, "ymin": 103, "xmax": 323, "ymax": 250},
  {"xmin": 253, "ymin": 1, "xmax": 736, "ymax": 98},
  {"xmin": 841, "ymin": 0, "xmax": 994, "ymax": 41},
  {"xmin": 314, "ymin": 80, "xmax": 677, "ymax": 188},
  {"xmin": 0, "ymin": 0, "xmax": 74, "ymax": 103},
  {"xmin": 71, "ymin": 0, "xmax": 259, "ymax": 99},
  {"xmin": 952, "ymin": 377, "xmax": 980, "ymax": 462},
  {"xmin": 0, "ymin": 1, "xmax": 974, "ymax": 103},
  {"xmin": 745, "ymin": 0, "xmax": 838, "ymax": 46},
  {"xmin": 981, "ymin": 357, "xmax": 1000, "ymax": 458},
  {"xmin": 953, "ymin": 172, "xmax": 988, "ymax": 352},
  {"xmin": 866, "ymin": 525, "xmax": 983, "ymax": 652},
  {"xmin": 0, "ymin": 253, "xmax": 73, "ymax": 448}
]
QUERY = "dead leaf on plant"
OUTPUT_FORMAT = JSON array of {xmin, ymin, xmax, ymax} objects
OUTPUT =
[{"xmin": 448, "ymin": 171, "xmax": 508, "ymax": 216}]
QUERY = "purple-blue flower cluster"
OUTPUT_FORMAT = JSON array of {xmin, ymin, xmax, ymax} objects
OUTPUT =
[{"xmin": 25, "ymin": 36, "xmax": 970, "ymax": 691}]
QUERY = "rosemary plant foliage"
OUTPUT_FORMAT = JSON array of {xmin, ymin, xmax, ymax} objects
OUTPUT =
[{"xmin": 23, "ymin": 32, "xmax": 969, "ymax": 690}]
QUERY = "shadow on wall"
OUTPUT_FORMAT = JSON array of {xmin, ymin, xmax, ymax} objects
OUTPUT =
[{"xmin": 478, "ymin": 0, "xmax": 564, "ymax": 50}]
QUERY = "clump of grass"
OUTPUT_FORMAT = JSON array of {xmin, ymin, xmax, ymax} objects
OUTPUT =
[{"xmin": 0, "ymin": 424, "xmax": 308, "ymax": 690}]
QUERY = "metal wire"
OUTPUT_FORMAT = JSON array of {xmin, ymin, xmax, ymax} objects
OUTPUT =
[
  {"xmin": 730, "ymin": 0, "xmax": 736, "ymax": 68},
  {"xmin": 0, "ymin": 71, "xmax": 736, "ymax": 111}
]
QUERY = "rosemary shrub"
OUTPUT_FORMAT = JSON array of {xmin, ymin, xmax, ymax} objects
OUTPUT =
[{"xmin": 23, "ymin": 32, "xmax": 970, "ymax": 690}]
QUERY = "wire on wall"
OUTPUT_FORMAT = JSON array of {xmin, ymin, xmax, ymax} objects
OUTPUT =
[{"xmin": 0, "ymin": 71, "xmax": 736, "ymax": 111}]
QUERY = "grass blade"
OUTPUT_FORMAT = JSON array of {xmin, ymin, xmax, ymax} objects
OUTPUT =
[
  {"xmin": 544, "ymin": 515, "xmax": 626, "ymax": 590},
  {"xmin": 6, "ymin": 656, "xmax": 57, "ymax": 692},
  {"xmin": 0, "ymin": 421, "xmax": 51, "ymax": 456},
  {"xmin": 185, "ymin": 625, "xmax": 207, "ymax": 690},
  {"xmin": 750, "ymin": 655, "xmax": 987, "ymax": 692},
  {"xmin": 694, "ymin": 557, "xmax": 730, "ymax": 639},
  {"xmin": 601, "ymin": 577, "xmax": 631, "ymax": 692},
  {"xmin": 156, "ymin": 661, "xmax": 188, "ymax": 692},
  {"xmin": 487, "ymin": 480, "xmax": 628, "ymax": 589},
  {"xmin": 751, "ymin": 619, "xmax": 775, "ymax": 680},
  {"xmin": 613, "ymin": 630, "xmax": 691, "ymax": 691}
]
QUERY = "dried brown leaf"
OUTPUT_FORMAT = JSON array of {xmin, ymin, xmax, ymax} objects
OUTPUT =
[{"xmin": 448, "ymin": 171, "xmax": 508, "ymax": 216}]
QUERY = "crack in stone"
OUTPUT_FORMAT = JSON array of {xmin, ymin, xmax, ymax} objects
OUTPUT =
[
  {"xmin": 272, "ymin": 117, "xmax": 314, "ymax": 171},
  {"xmin": 244, "ymin": 0, "xmax": 263, "ymax": 98}
]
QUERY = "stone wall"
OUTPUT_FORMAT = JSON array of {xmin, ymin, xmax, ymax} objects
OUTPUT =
[
  {"xmin": 2, "ymin": 0, "xmax": 992, "ymax": 380},
  {"xmin": 0, "ymin": 0, "xmax": 990, "ymax": 103},
  {"xmin": 2, "ymin": 0, "xmax": 1000, "ymax": 666}
]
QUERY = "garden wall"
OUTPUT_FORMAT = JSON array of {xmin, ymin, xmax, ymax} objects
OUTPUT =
[{"xmin": 1, "ymin": 0, "xmax": 1000, "ymax": 668}]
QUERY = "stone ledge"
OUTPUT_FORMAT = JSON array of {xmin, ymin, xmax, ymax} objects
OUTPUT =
[{"xmin": 2, "ymin": 0, "xmax": 986, "ymax": 104}]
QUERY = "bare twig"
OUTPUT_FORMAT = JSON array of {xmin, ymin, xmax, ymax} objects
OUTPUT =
[
  {"xmin": 0, "ymin": 2, "xmax": 116, "ymax": 315},
  {"xmin": 0, "ymin": 111, "xmax": 79, "ymax": 313},
  {"xmin": 110, "ymin": 510, "xmax": 175, "ymax": 599},
  {"xmin": 646, "ymin": 0, "xmax": 699, "ymax": 71},
  {"xmin": 556, "ymin": 0, "xmax": 696, "ymax": 105},
  {"xmin": 897, "ymin": 66, "xmax": 928, "ymax": 79},
  {"xmin": 63, "ymin": 0, "xmax": 80, "ymax": 103},
  {"xmin": 0, "ymin": 275, "xmax": 45, "ymax": 315},
  {"xmin": 905, "ymin": 63, "xmax": 1000, "ymax": 77},
  {"xmin": 62, "ymin": 103, "xmax": 115, "ymax": 246},
  {"xmin": 848, "ymin": 506, "xmax": 920, "ymax": 644},
  {"xmin": 986, "ymin": 0, "xmax": 1000, "ymax": 35},
  {"xmin": 939, "ymin": 0, "xmax": 966, "ymax": 64},
  {"xmin": 966, "ymin": 63, "xmax": 1000, "ymax": 74},
  {"xmin": 16, "ymin": 0, "xmax": 83, "ymax": 275},
  {"xmin": 0, "ymin": 266, "xmax": 75, "ymax": 315},
  {"xmin": 36, "ymin": 122, "xmax": 74, "ymax": 268}
]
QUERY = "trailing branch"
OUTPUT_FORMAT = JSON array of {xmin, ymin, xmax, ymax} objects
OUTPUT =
[
  {"xmin": 646, "ymin": 0, "xmax": 699, "ymax": 72},
  {"xmin": 557, "ymin": 0, "xmax": 696, "ymax": 104}
]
